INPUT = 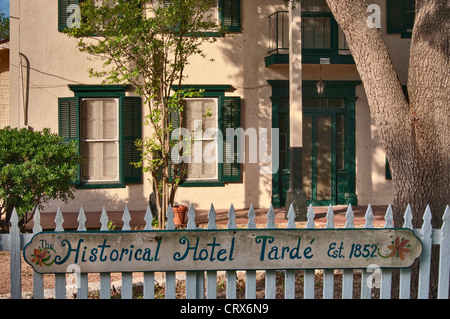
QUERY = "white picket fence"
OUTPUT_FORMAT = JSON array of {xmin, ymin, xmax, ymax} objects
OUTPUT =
[{"xmin": 0, "ymin": 203, "xmax": 449, "ymax": 299}]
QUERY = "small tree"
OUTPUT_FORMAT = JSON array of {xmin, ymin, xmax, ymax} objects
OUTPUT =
[
  {"xmin": 0, "ymin": 12, "xmax": 9, "ymax": 41},
  {"xmin": 65, "ymin": 0, "xmax": 221, "ymax": 227},
  {"xmin": 0, "ymin": 127, "xmax": 82, "ymax": 232}
]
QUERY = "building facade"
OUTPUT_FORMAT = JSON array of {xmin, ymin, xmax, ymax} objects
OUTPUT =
[{"xmin": 8, "ymin": 0, "xmax": 414, "ymax": 214}]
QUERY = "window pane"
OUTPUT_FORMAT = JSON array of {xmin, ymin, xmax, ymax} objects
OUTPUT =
[
  {"xmin": 102, "ymin": 99, "xmax": 118, "ymax": 139},
  {"xmin": 329, "ymin": 98, "xmax": 345, "ymax": 108},
  {"xmin": 302, "ymin": 17, "xmax": 331, "ymax": 49},
  {"xmin": 185, "ymin": 99, "xmax": 217, "ymax": 133},
  {"xmin": 81, "ymin": 142, "xmax": 118, "ymax": 181},
  {"xmin": 316, "ymin": 116, "xmax": 332, "ymax": 200},
  {"xmin": 187, "ymin": 141, "xmax": 217, "ymax": 179},
  {"xmin": 203, "ymin": 5, "xmax": 218, "ymax": 24},
  {"xmin": 336, "ymin": 114, "xmax": 345, "ymax": 170},
  {"xmin": 302, "ymin": 0, "xmax": 330, "ymax": 12},
  {"xmin": 303, "ymin": 98, "xmax": 328, "ymax": 108},
  {"xmin": 103, "ymin": 142, "xmax": 118, "ymax": 179},
  {"xmin": 81, "ymin": 99, "xmax": 118, "ymax": 140},
  {"xmin": 302, "ymin": 117, "xmax": 312, "ymax": 200},
  {"xmin": 184, "ymin": 98, "xmax": 218, "ymax": 180}
]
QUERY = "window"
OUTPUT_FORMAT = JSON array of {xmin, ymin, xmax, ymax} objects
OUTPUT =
[
  {"xmin": 59, "ymin": 0, "xmax": 79, "ymax": 31},
  {"xmin": 172, "ymin": 86, "xmax": 241, "ymax": 186},
  {"xmin": 164, "ymin": 0, "xmax": 241, "ymax": 33},
  {"xmin": 301, "ymin": 0, "xmax": 340, "ymax": 53},
  {"xmin": 220, "ymin": 0, "xmax": 241, "ymax": 32},
  {"xmin": 387, "ymin": 0, "xmax": 415, "ymax": 38},
  {"xmin": 302, "ymin": 0, "xmax": 332, "ymax": 50},
  {"xmin": 80, "ymin": 98, "xmax": 120, "ymax": 182},
  {"xmin": 59, "ymin": 85, "xmax": 142, "ymax": 188},
  {"xmin": 183, "ymin": 98, "xmax": 219, "ymax": 181}
]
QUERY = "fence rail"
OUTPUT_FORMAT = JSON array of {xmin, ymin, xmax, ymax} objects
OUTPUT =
[{"xmin": 1, "ymin": 203, "xmax": 449, "ymax": 299}]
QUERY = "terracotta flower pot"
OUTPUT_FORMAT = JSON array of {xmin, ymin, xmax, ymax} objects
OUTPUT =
[{"xmin": 172, "ymin": 205, "xmax": 187, "ymax": 225}]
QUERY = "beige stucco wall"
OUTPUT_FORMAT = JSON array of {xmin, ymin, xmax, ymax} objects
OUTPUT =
[
  {"xmin": 8, "ymin": 0, "xmax": 412, "ymax": 213},
  {"xmin": 0, "ymin": 48, "xmax": 9, "ymax": 128}
]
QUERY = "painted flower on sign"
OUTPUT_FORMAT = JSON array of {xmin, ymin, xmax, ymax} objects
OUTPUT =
[
  {"xmin": 380, "ymin": 237, "xmax": 411, "ymax": 260},
  {"xmin": 31, "ymin": 246, "xmax": 55, "ymax": 267}
]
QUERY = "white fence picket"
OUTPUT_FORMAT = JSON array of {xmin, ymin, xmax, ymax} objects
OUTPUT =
[
  {"xmin": 54, "ymin": 207, "xmax": 66, "ymax": 299},
  {"xmin": 143, "ymin": 205, "xmax": 155, "ymax": 299},
  {"xmin": 121, "ymin": 206, "xmax": 133, "ymax": 299},
  {"xmin": 438, "ymin": 206, "xmax": 450, "ymax": 299},
  {"xmin": 380, "ymin": 205, "xmax": 394, "ymax": 299},
  {"xmin": 265, "ymin": 205, "xmax": 277, "ymax": 299},
  {"xmin": 76, "ymin": 207, "xmax": 89, "ymax": 299},
  {"xmin": 245, "ymin": 205, "xmax": 257, "ymax": 299},
  {"xmin": 226, "ymin": 204, "xmax": 237, "ymax": 299},
  {"xmin": 342, "ymin": 205, "xmax": 355, "ymax": 299},
  {"xmin": 32, "ymin": 208, "xmax": 44, "ymax": 300},
  {"xmin": 361, "ymin": 205, "xmax": 374, "ymax": 299},
  {"xmin": 322, "ymin": 205, "xmax": 335, "ymax": 299},
  {"xmin": 9, "ymin": 209, "xmax": 21, "ymax": 299},
  {"xmin": 206, "ymin": 204, "xmax": 218, "ymax": 299},
  {"xmin": 284, "ymin": 204, "xmax": 296, "ymax": 299},
  {"xmin": 99, "ymin": 206, "xmax": 111, "ymax": 299},
  {"xmin": 304, "ymin": 204, "xmax": 316, "ymax": 299},
  {"xmin": 165, "ymin": 204, "xmax": 176, "ymax": 299},
  {"xmin": 418, "ymin": 205, "xmax": 433, "ymax": 299},
  {"xmin": 186, "ymin": 204, "xmax": 202, "ymax": 299},
  {"xmin": 399, "ymin": 205, "xmax": 413, "ymax": 299}
]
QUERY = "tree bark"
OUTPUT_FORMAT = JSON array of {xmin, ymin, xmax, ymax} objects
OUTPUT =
[
  {"xmin": 324, "ymin": 0, "xmax": 449, "ymax": 298},
  {"xmin": 407, "ymin": 0, "xmax": 450, "ymax": 228},
  {"xmin": 325, "ymin": 0, "xmax": 449, "ymax": 228}
]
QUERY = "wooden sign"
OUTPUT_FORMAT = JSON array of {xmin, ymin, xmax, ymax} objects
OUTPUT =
[{"xmin": 23, "ymin": 229, "xmax": 422, "ymax": 274}]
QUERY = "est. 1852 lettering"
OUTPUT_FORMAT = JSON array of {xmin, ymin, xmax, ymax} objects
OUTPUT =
[{"xmin": 327, "ymin": 242, "xmax": 379, "ymax": 259}]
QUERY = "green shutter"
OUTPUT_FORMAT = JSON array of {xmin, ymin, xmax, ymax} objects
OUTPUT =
[
  {"xmin": 168, "ymin": 106, "xmax": 181, "ymax": 178},
  {"xmin": 123, "ymin": 96, "xmax": 142, "ymax": 184},
  {"xmin": 220, "ymin": 0, "xmax": 241, "ymax": 32},
  {"xmin": 58, "ymin": 97, "xmax": 80, "ymax": 184},
  {"xmin": 221, "ymin": 96, "xmax": 241, "ymax": 182},
  {"xmin": 386, "ymin": 0, "xmax": 415, "ymax": 37},
  {"xmin": 58, "ymin": 0, "xmax": 79, "ymax": 31}
]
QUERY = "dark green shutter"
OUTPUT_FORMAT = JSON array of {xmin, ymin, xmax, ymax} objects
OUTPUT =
[
  {"xmin": 123, "ymin": 96, "xmax": 142, "ymax": 183},
  {"xmin": 221, "ymin": 96, "xmax": 241, "ymax": 182},
  {"xmin": 58, "ymin": 97, "xmax": 80, "ymax": 184},
  {"xmin": 59, "ymin": 0, "xmax": 79, "ymax": 31},
  {"xmin": 221, "ymin": 0, "xmax": 241, "ymax": 32},
  {"xmin": 168, "ymin": 106, "xmax": 181, "ymax": 178},
  {"xmin": 386, "ymin": 0, "xmax": 415, "ymax": 36}
]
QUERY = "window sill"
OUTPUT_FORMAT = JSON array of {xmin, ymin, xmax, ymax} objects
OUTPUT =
[
  {"xmin": 179, "ymin": 181, "xmax": 225, "ymax": 187},
  {"xmin": 265, "ymin": 53, "xmax": 355, "ymax": 67},
  {"xmin": 76, "ymin": 182, "xmax": 126, "ymax": 189}
]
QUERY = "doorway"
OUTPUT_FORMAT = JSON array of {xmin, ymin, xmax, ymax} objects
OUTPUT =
[{"xmin": 270, "ymin": 81, "xmax": 358, "ymax": 208}]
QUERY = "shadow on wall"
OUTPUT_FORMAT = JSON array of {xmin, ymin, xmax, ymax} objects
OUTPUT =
[
  {"xmin": 216, "ymin": 1, "xmax": 285, "ymax": 209},
  {"xmin": 355, "ymin": 85, "xmax": 393, "ymax": 205}
]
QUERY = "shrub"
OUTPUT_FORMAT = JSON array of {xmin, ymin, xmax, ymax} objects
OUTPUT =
[{"xmin": 0, "ymin": 127, "xmax": 83, "ymax": 232}]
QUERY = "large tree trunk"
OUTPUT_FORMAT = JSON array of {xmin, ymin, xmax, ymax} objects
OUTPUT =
[
  {"xmin": 324, "ymin": 0, "xmax": 449, "ymax": 299},
  {"xmin": 406, "ymin": 0, "xmax": 449, "ymax": 228},
  {"xmin": 324, "ymin": 0, "xmax": 449, "ymax": 230}
]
